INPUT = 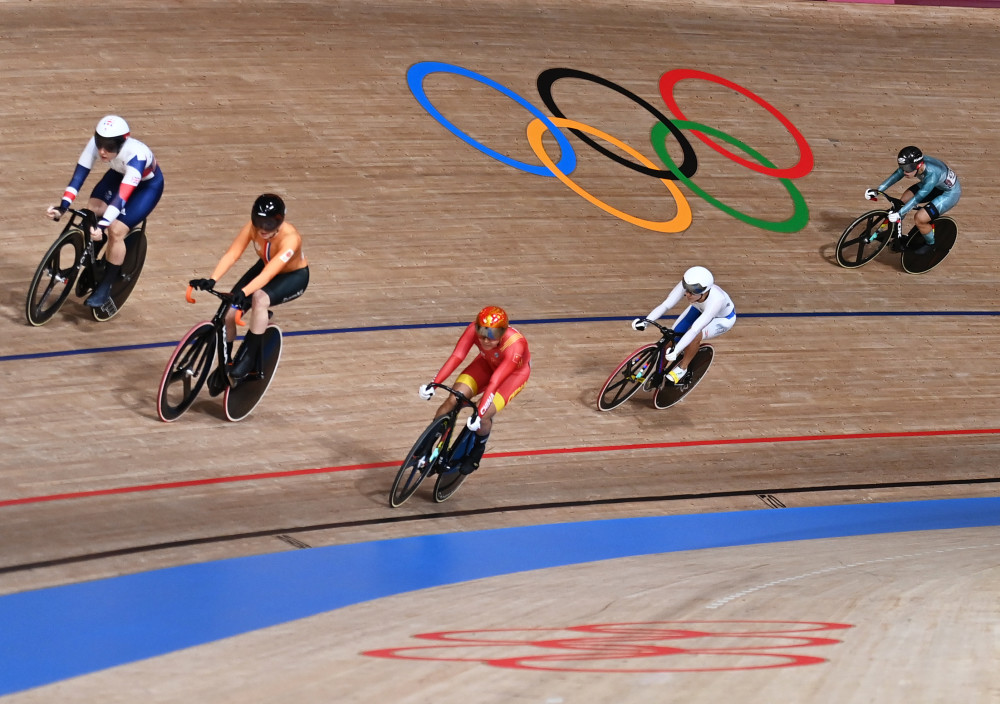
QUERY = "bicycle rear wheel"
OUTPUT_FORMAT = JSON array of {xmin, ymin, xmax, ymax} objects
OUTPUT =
[
  {"xmin": 391, "ymin": 415, "xmax": 451, "ymax": 507},
  {"xmin": 25, "ymin": 228, "xmax": 85, "ymax": 326},
  {"xmin": 597, "ymin": 344, "xmax": 659, "ymax": 411},
  {"xmin": 653, "ymin": 345, "xmax": 715, "ymax": 409},
  {"xmin": 157, "ymin": 322, "xmax": 216, "ymax": 422},
  {"xmin": 836, "ymin": 210, "xmax": 894, "ymax": 268},
  {"xmin": 92, "ymin": 228, "xmax": 148, "ymax": 322},
  {"xmin": 433, "ymin": 426, "xmax": 474, "ymax": 502},
  {"xmin": 225, "ymin": 325, "xmax": 283, "ymax": 422}
]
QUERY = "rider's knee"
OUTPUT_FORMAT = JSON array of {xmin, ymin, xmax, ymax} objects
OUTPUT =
[{"xmin": 251, "ymin": 289, "xmax": 271, "ymax": 308}]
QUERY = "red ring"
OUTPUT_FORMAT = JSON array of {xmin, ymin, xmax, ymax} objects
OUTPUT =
[{"xmin": 658, "ymin": 68, "xmax": 814, "ymax": 179}]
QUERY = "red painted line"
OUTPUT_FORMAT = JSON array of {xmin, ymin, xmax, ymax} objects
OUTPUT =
[{"xmin": 5, "ymin": 427, "xmax": 1000, "ymax": 508}]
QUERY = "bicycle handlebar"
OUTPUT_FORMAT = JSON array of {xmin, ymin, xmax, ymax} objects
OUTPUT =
[
  {"xmin": 868, "ymin": 189, "xmax": 923, "ymax": 214},
  {"xmin": 183, "ymin": 285, "xmax": 246, "ymax": 326},
  {"xmin": 636, "ymin": 318, "xmax": 678, "ymax": 340},
  {"xmin": 426, "ymin": 382, "xmax": 478, "ymax": 410}
]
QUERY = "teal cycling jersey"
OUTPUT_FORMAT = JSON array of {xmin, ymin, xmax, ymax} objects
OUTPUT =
[{"xmin": 878, "ymin": 155, "xmax": 959, "ymax": 217}]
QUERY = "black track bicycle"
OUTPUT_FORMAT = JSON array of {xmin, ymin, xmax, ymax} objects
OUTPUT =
[
  {"xmin": 25, "ymin": 208, "xmax": 147, "ymax": 325},
  {"xmin": 836, "ymin": 190, "xmax": 956, "ymax": 274},
  {"xmin": 156, "ymin": 286, "xmax": 283, "ymax": 422},
  {"xmin": 597, "ymin": 319, "xmax": 714, "ymax": 411},
  {"xmin": 389, "ymin": 383, "xmax": 480, "ymax": 507}
]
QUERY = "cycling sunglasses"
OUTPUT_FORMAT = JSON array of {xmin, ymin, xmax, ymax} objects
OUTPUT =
[{"xmin": 476, "ymin": 325, "xmax": 505, "ymax": 340}]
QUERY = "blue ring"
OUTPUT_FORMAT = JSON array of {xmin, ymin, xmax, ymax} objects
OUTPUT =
[{"xmin": 407, "ymin": 61, "xmax": 576, "ymax": 177}]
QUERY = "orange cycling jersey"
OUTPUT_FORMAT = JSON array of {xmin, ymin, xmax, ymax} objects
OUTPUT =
[
  {"xmin": 210, "ymin": 220, "xmax": 308, "ymax": 296},
  {"xmin": 433, "ymin": 323, "xmax": 531, "ymax": 416}
]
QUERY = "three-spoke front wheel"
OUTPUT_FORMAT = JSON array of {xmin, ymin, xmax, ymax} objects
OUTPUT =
[
  {"xmin": 157, "ymin": 322, "xmax": 216, "ymax": 422},
  {"xmin": 597, "ymin": 344, "xmax": 659, "ymax": 411},
  {"xmin": 390, "ymin": 416, "xmax": 452, "ymax": 507},
  {"xmin": 836, "ymin": 210, "xmax": 894, "ymax": 268},
  {"xmin": 25, "ymin": 228, "xmax": 85, "ymax": 326}
]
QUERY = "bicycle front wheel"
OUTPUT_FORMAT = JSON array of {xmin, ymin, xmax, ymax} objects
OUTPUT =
[
  {"xmin": 597, "ymin": 343, "xmax": 659, "ymax": 411},
  {"xmin": 390, "ymin": 415, "xmax": 452, "ymax": 507},
  {"xmin": 836, "ymin": 210, "xmax": 893, "ymax": 268},
  {"xmin": 157, "ymin": 322, "xmax": 216, "ymax": 422},
  {"xmin": 25, "ymin": 228, "xmax": 85, "ymax": 326}
]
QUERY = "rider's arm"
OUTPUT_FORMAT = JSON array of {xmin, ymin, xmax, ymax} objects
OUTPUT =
[
  {"xmin": 57, "ymin": 140, "xmax": 99, "ymax": 211},
  {"xmin": 897, "ymin": 162, "xmax": 945, "ymax": 217},
  {"xmin": 209, "ymin": 222, "xmax": 254, "ymax": 283},
  {"xmin": 98, "ymin": 153, "xmax": 150, "ymax": 228},
  {"xmin": 235, "ymin": 227, "xmax": 303, "ymax": 296},
  {"xmin": 474, "ymin": 334, "xmax": 528, "ymax": 417},
  {"xmin": 877, "ymin": 168, "xmax": 903, "ymax": 194},
  {"xmin": 673, "ymin": 291, "xmax": 726, "ymax": 354},
  {"xmin": 646, "ymin": 281, "xmax": 685, "ymax": 321},
  {"xmin": 432, "ymin": 323, "xmax": 477, "ymax": 385}
]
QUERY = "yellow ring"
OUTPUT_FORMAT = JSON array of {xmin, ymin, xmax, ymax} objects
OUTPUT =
[{"xmin": 526, "ymin": 116, "xmax": 692, "ymax": 233}]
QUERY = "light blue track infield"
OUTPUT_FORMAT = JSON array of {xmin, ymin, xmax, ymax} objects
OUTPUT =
[{"xmin": 1, "ymin": 497, "xmax": 998, "ymax": 696}]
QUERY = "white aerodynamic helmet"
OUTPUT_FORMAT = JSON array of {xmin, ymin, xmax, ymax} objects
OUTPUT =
[
  {"xmin": 682, "ymin": 266, "xmax": 714, "ymax": 295},
  {"xmin": 94, "ymin": 115, "xmax": 130, "ymax": 152}
]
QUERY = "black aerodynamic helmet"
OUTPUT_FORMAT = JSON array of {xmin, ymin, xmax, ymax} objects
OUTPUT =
[
  {"xmin": 251, "ymin": 193, "xmax": 285, "ymax": 231},
  {"xmin": 897, "ymin": 146, "xmax": 924, "ymax": 173}
]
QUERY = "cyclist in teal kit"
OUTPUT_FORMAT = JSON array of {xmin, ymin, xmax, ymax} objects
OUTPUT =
[{"xmin": 864, "ymin": 146, "xmax": 960, "ymax": 255}]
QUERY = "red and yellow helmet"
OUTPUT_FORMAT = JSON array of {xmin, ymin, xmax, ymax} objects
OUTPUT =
[{"xmin": 476, "ymin": 305, "xmax": 509, "ymax": 339}]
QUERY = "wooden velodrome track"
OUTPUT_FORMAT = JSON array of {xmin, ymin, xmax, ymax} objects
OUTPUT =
[{"xmin": 1, "ymin": 0, "xmax": 999, "ymax": 700}]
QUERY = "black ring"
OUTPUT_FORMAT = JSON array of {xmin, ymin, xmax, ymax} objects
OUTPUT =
[{"xmin": 536, "ymin": 67, "xmax": 698, "ymax": 180}]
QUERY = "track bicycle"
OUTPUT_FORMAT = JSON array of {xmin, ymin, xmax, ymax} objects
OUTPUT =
[
  {"xmin": 389, "ymin": 383, "xmax": 480, "ymax": 507},
  {"xmin": 597, "ymin": 319, "xmax": 714, "ymax": 411},
  {"xmin": 25, "ymin": 207, "xmax": 147, "ymax": 325},
  {"xmin": 156, "ymin": 286, "xmax": 283, "ymax": 422},
  {"xmin": 835, "ymin": 190, "xmax": 956, "ymax": 274}
]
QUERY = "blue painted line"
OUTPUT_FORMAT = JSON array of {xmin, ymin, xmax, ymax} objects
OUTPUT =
[
  {"xmin": 0, "ymin": 497, "xmax": 997, "ymax": 696},
  {"xmin": 5, "ymin": 312, "xmax": 1000, "ymax": 362}
]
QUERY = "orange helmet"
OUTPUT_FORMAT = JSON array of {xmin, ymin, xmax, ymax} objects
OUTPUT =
[{"xmin": 476, "ymin": 306, "xmax": 508, "ymax": 339}]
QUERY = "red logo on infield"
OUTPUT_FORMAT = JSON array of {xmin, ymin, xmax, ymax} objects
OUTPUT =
[{"xmin": 363, "ymin": 620, "xmax": 852, "ymax": 672}]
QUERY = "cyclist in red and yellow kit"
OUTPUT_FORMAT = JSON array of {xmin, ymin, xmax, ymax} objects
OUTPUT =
[{"xmin": 418, "ymin": 306, "xmax": 530, "ymax": 475}]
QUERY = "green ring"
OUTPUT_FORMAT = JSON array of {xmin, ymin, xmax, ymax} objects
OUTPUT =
[{"xmin": 651, "ymin": 120, "xmax": 809, "ymax": 233}]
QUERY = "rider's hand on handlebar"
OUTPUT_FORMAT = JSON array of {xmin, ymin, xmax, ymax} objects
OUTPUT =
[
  {"xmin": 466, "ymin": 413, "xmax": 482, "ymax": 432},
  {"xmin": 864, "ymin": 188, "xmax": 878, "ymax": 201},
  {"xmin": 189, "ymin": 278, "xmax": 216, "ymax": 292},
  {"xmin": 230, "ymin": 289, "xmax": 248, "ymax": 309},
  {"xmin": 887, "ymin": 210, "xmax": 901, "ymax": 223},
  {"xmin": 46, "ymin": 205, "xmax": 65, "ymax": 221},
  {"xmin": 418, "ymin": 383, "xmax": 435, "ymax": 401},
  {"xmin": 631, "ymin": 318, "xmax": 647, "ymax": 331}
]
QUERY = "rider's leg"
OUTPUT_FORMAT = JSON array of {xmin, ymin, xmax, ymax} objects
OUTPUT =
[
  {"xmin": 461, "ymin": 401, "xmax": 497, "ymax": 475},
  {"xmin": 666, "ymin": 331, "xmax": 704, "ymax": 384},
  {"xmin": 84, "ymin": 213, "xmax": 128, "ymax": 307},
  {"xmin": 229, "ymin": 290, "xmax": 271, "ymax": 380}
]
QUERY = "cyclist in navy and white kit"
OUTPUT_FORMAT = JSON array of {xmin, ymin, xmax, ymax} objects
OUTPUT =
[
  {"xmin": 631, "ymin": 266, "xmax": 736, "ymax": 385},
  {"xmin": 865, "ymin": 146, "xmax": 960, "ymax": 256},
  {"xmin": 46, "ymin": 115, "xmax": 164, "ymax": 308}
]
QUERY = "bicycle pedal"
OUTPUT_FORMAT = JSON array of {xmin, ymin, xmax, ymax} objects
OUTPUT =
[{"xmin": 97, "ymin": 299, "xmax": 118, "ymax": 317}]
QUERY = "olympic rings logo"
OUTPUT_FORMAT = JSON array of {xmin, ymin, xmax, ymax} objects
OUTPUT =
[
  {"xmin": 407, "ymin": 62, "xmax": 813, "ymax": 234},
  {"xmin": 364, "ymin": 620, "xmax": 851, "ymax": 672}
]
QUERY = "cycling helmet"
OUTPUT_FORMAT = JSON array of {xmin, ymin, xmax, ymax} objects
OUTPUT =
[
  {"xmin": 682, "ymin": 266, "xmax": 714, "ymax": 295},
  {"xmin": 94, "ymin": 115, "xmax": 130, "ymax": 153},
  {"xmin": 476, "ymin": 305, "xmax": 508, "ymax": 340},
  {"xmin": 251, "ymin": 193, "xmax": 285, "ymax": 231},
  {"xmin": 897, "ymin": 146, "xmax": 924, "ymax": 173}
]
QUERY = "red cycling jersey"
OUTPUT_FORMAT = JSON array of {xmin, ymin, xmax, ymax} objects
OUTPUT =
[{"xmin": 432, "ymin": 322, "xmax": 531, "ymax": 417}]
